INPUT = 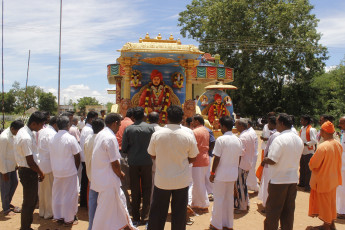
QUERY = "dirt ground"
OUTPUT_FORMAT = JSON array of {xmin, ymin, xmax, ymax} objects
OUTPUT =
[{"xmin": 1, "ymin": 130, "xmax": 345, "ymax": 230}]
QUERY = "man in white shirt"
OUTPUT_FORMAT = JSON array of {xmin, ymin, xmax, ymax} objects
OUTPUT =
[
  {"xmin": 77, "ymin": 115, "xmax": 86, "ymax": 131},
  {"xmin": 91, "ymin": 113, "xmax": 137, "ymax": 230},
  {"xmin": 69, "ymin": 117, "xmax": 80, "ymax": 143},
  {"xmin": 37, "ymin": 116, "xmax": 58, "ymax": 219},
  {"xmin": 247, "ymin": 120, "xmax": 259, "ymax": 192},
  {"xmin": 147, "ymin": 105, "xmax": 199, "ymax": 230},
  {"xmin": 84, "ymin": 118, "xmax": 104, "ymax": 230},
  {"xmin": 234, "ymin": 118, "xmax": 256, "ymax": 212},
  {"xmin": 298, "ymin": 114, "xmax": 317, "ymax": 192},
  {"xmin": 262, "ymin": 113, "xmax": 304, "ymax": 230},
  {"xmin": 49, "ymin": 116, "xmax": 81, "ymax": 226},
  {"xmin": 79, "ymin": 110, "xmax": 98, "ymax": 207},
  {"xmin": 0, "ymin": 120, "xmax": 24, "ymax": 216},
  {"xmin": 14, "ymin": 111, "xmax": 46, "ymax": 230},
  {"xmin": 209, "ymin": 116, "xmax": 242, "ymax": 230},
  {"xmin": 337, "ymin": 116, "xmax": 345, "ymax": 219}
]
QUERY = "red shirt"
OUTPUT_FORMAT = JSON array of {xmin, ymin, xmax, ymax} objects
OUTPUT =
[
  {"xmin": 192, "ymin": 125, "xmax": 210, "ymax": 167},
  {"xmin": 116, "ymin": 117, "xmax": 133, "ymax": 150}
]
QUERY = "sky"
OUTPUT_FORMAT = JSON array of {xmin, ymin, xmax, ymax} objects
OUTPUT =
[{"xmin": 1, "ymin": 0, "xmax": 345, "ymax": 105}]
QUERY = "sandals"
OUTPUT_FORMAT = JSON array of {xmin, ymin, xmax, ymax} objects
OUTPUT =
[{"xmin": 9, "ymin": 204, "xmax": 21, "ymax": 213}]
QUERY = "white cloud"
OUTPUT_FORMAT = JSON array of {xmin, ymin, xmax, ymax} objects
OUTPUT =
[{"xmin": 317, "ymin": 14, "xmax": 345, "ymax": 47}]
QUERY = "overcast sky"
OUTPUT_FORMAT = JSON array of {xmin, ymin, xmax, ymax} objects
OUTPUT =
[{"xmin": 1, "ymin": 0, "xmax": 344, "ymax": 104}]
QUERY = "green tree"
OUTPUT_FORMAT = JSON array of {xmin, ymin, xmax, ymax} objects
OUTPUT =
[
  {"xmin": 106, "ymin": 102, "xmax": 113, "ymax": 113},
  {"xmin": 1, "ymin": 92, "xmax": 16, "ymax": 113},
  {"xmin": 38, "ymin": 92, "xmax": 58, "ymax": 114},
  {"xmin": 179, "ymin": 0, "xmax": 327, "ymax": 117},
  {"xmin": 77, "ymin": 97, "xmax": 99, "ymax": 112}
]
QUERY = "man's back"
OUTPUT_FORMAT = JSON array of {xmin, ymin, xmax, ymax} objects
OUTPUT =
[{"xmin": 239, "ymin": 129, "xmax": 256, "ymax": 171}]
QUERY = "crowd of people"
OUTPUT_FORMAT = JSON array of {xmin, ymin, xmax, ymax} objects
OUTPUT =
[{"xmin": 0, "ymin": 107, "xmax": 344, "ymax": 230}]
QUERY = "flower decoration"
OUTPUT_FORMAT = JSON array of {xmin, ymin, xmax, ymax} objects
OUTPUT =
[
  {"xmin": 130, "ymin": 70, "xmax": 142, "ymax": 88},
  {"xmin": 171, "ymin": 72, "xmax": 184, "ymax": 88}
]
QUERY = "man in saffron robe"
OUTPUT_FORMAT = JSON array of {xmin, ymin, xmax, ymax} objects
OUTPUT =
[
  {"xmin": 139, "ymin": 69, "xmax": 171, "ymax": 124},
  {"xmin": 208, "ymin": 94, "xmax": 229, "ymax": 127},
  {"xmin": 308, "ymin": 121, "xmax": 342, "ymax": 230}
]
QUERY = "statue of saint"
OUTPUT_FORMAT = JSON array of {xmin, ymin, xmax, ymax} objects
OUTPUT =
[
  {"xmin": 139, "ymin": 69, "xmax": 172, "ymax": 123},
  {"xmin": 208, "ymin": 93, "xmax": 229, "ymax": 127}
]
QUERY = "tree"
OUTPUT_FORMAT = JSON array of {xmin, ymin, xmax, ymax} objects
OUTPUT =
[
  {"xmin": 77, "ymin": 97, "xmax": 99, "ymax": 112},
  {"xmin": 1, "ymin": 92, "xmax": 16, "ymax": 113},
  {"xmin": 38, "ymin": 92, "xmax": 58, "ymax": 114},
  {"xmin": 179, "ymin": 0, "xmax": 328, "ymax": 117},
  {"xmin": 106, "ymin": 102, "xmax": 113, "ymax": 113}
]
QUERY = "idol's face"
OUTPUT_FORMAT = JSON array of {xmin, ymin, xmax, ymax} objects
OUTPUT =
[
  {"xmin": 152, "ymin": 76, "xmax": 161, "ymax": 86},
  {"xmin": 216, "ymin": 98, "xmax": 222, "ymax": 104}
]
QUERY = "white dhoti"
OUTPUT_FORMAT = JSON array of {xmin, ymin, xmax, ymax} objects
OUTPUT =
[
  {"xmin": 92, "ymin": 186, "xmax": 137, "ymax": 230},
  {"xmin": 210, "ymin": 180, "xmax": 235, "ymax": 229},
  {"xmin": 205, "ymin": 156, "xmax": 214, "ymax": 194},
  {"xmin": 39, "ymin": 172, "xmax": 54, "ymax": 219},
  {"xmin": 52, "ymin": 174, "xmax": 78, "ymax": 223},
  {"xmin": 191, "ymin": 166, "xmax": 210, "ymax": 209},
  {"xmin": 258, "ymin": 167, "xmax": 269, "ymax": 208},
  {"xmin": 337, "ymin": 171, "xmax": 345, "ymax": 214},
  {"xmin": 246, "ymin": 155, "xmax": 259, "ymax": 192}
]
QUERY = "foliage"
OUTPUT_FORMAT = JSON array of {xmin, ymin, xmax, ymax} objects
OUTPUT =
[
  {"xmin": 179, "ymin": 0, "xmax": 328, "ymax": 118},
  {"xmin": 106, "ymin": 102, "xmax": 113, "ymax": 113},
  {"xmin": 38, "ymin": 92, "xmax": 58, "ymax": 114},
  {"xmin": 77, "ymin": 97, "xmax": 100, "ymax": 112},
  {"xmin": 1, "ymin": 92, "xmax": 16, "ymax": 113}
]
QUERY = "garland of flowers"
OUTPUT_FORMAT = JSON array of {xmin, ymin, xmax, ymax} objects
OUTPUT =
[
  {"xmin": 144, "ymin": 83, "xmax": 170, "ymax": 123},
  {"xmin": 131, "ymin": 70, "xmax": 142, "ymax": 88},
  {"xmin": 172, "ymin": 72, "xmax": 184, "ymax": 88},
  {"xmin": 213, "ymin": 103, "xmax": 226, "ymax": 119}
]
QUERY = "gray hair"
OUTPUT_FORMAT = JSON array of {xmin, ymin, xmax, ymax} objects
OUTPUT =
[
  {"xmin": 236, "ymin": 118, "xmax": 249, "ymax": 128},
  {"xmin": 57, "ymin": 116, "xmax": 70, "ymax": 130}
]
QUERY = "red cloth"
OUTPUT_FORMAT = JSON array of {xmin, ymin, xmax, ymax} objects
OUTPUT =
[
  {"xmin": 115, "ymin": 117, "xmax": 133, "ymax": 150},
  {"xmin": 192, "ymin": 125, "xmax": 210, "ymax": 167}
]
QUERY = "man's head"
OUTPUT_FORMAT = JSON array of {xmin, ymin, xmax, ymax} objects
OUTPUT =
[
  {"xmin": 267, "ymin": 116, "xmax": 276, "ymax": 130},
  {"xmin": 276, "ymin": 113, "xmax": 293, "ymax": 132},
  {"xmin": 27, "ymin": 111, "xmax": 46, "ymax": 132},
  {"xmin": 148, "ymin": 112, "xmax": 159, "ymax": 124},
  {"xmin": 49, "ymin": 116, "xmax": 59, "ymax": 132},
  {"xmin": 151, "ymin": 70, "xmax": 163, "ymax": 86},
  {"xmin": 185, "ymin": 117, "xmax": 192, "ymax": 128},
  {"xmin": 42, "ymin": 111, "xmax": 51, "ymax": 124},
  {"xmin": 132, "ymin": 107, "xmax": 145, "ymax": 121},
  {"xmin": 100, "ymin": 110, "xmax": 106, "ymax": 117},
  {"xmin": 92, "ymin": 118, "xmax": 105, "ymax": 134},
  {"xmin": 57, "ymin": 116, "xmax": 70, "ymax": 131},
  {"xmin": 339, "ymin": 117, "xmax": 345, "ymax": 131},
  {"xmin": 235, "ymin": 118, "xmax": 248, "ymax": 133},
  {"xmin": 214, "ymin": 94, "xmax": 222, "ymax": 104},
  {"xmin": 248, "ymin": 120, "xmax": 254, "ymax": 128},
  {"xmin": 300, "ymin": 115, "xmax": 311, "ymax": 127},
  {"xmin": 86, "ymin": 111, "xmax": 98, "ymax": 124},
  {"xmin": 126, "ymin": 108, "xmax": 134, "ymax": 119},
  {"xmin": 61, "ymin": 112, "xmax": 73, "ymax": 124},
  {"xmin": 319, "ymin": 114, "xmax": 334, "ymax": 125},
  {"xmin": 192, "ymin": 114, "xmax": 204, "ymax": 128},
  {"xmin": 219, "ymin": 116, "xmax": 234, "ymax": 134},
  {"xmin": 167, "ymin": 105, "xmax": 183, "ymax": 124},
  {"xmin": 10, "ymin": 120, "xmax": 24, "ymax": 135},
  {"xmin": 105, "ymin": 113, "xmax": 122, "ymax": 134},
  {"xmin": 320, "ymin": 121, "xmax": 335, "ymax": 139},
  {"xmin": 72, "ymin": 117, "xmax": 79, "ymax": 126}
]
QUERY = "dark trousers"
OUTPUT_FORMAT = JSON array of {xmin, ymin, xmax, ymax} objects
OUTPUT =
[
  {"xmin": 18, "ymin": 167, "xmax": 38, "ymax": 230},
  {"xmin": 299, "ymin": 154, "xmax": 312, "ymax": 189},
  {"xmin": 129, "ymin": 164, "xmax": 152, "ymax": 221},
  {"xmin": 148, "ymin": 186, "xmax": 188, "ymax": 230},
  {"xmin": 80, "ymin": 162, "xmax": 88, "ymax": 207},
  {"xmin": 0, "ymin": 171, "xmax": 18, "ymax": 212},
  {"xmin": 264, "ymin": 183, "xmax": 297, "ymax": 230}
]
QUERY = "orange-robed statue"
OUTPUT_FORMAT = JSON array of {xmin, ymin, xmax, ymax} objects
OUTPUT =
[
  {"xmin": 139, "ymin": 70, "xmax": 171, "ymax": 123},
  {"xmin": 208, "ymin": 93, "xmax": 229, "ymax": 126}
]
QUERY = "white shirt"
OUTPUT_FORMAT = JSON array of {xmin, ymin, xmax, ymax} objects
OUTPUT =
[
  {"xmin": 37, "ymin": 125, "xmax": 57, "ymax": 174},
  {"xmin": 77, "ymin": 120, "xmax": 85, "ymax": 130},
  {"xmin": 14, "ymin": 126, "xmax": 38, "ymax": 168},
  {"xmin": 213, "ymin": 131, "xmax": 242, "ymax": 182},
  {"xmin": 291, "ymin": 126, "xmax": 298, "ymax": 135},
  {"xmin": 0, "ymin": 128, "xmax": 16, "ymax": 173},
  {"xmin": 238, "ymin": 129, "xmax": 256, "ymax": 171},
  {"xmin": 299, "ymin": 126, "xmax": 317, "ymax": 155},
  {"xmin": 248, "ymin": 127, "xmax": 258, "ymax": 156},
  {"xmin": 91, "ymin": 127, "xmax": 122, "ymax": 192},
  {"xmin": 151, "ymin": 124, "xmax": 164, "ymax": 173},
  {"xmin": 147, "ymin": 124, "xmax": 199, "ymax": 190},
  {"xmin": 79, "ymin": 123, "xmax": 93, "ymax": 162},
  {"xmin": 341, "ymin": 133, "xmax": 345, "ymax": 171},
  {"xmin": 49, "ymin": 130, "xmax": 81, "ymax": 178},
  {"xmin": 267, "ymin": 129, "xmax": 304, "ymax": 184},
  {"xmin": 84, "ymin": 134, "xmax": 96, "ymax": 180},
  {"xmin": 261, "ymin": 124, "xmax": 270, "ymax": 150},
  {"xmin": 69, "ymin": 125, "xmax": 80, "ymax": 143}
]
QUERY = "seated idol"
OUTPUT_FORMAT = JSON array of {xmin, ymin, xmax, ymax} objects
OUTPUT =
[{"xmin": 208, "ymin": 94, "xmax": 229, "ymax": 128}]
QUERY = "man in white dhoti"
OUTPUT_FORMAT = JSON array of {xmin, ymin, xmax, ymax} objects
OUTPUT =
[
  {"xmin": 37, "ymin": 116, "xmax": 58, "ymax": 219},
  {"xmin": 258, "ymin": 116, "xmax": 279, "ymax": 212},
  {"xmin": 49, "ymin": 116, "xmax": 81, "ymax": 226},
  {"xmin": 209, "ymin": 116, "xmax": 242, "ymax": 230},
  {"xmin": 337, "ymin": 116, "xmax": 345, "ymax": 219},
  {"xmin": 84, "ymin": 118, "xmax": 104, "ymax": 230},
  {"xmin": 247, "ymin": 120, "xmax": 259, "ymax": 192},
  {"xmin": 91, "ymin": 113, "xmax": 137, "ymax": 230}
]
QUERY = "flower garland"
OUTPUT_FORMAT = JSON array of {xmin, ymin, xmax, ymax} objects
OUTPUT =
[
  {"xmin": 144, "ymin": 83, "xmax": 170, "ymax": 123},
  {"xmin": 131, "ymin": 70, "xmax": 142, "ymax": 88},
  {"xmin": 171, "ymin": 72, "xmax": 184, "ymax": 88},
  {"xmin": 213, "ymin": 102, "xmax": 226, "ymax": 120}
]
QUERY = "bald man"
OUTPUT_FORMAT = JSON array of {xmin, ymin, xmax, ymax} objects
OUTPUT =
[{"xmin": 337, "ymin": 117, "xmax": 345, "ymax": 219}]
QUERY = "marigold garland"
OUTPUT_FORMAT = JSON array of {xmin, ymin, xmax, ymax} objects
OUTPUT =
[
  {"xmin": 143, "ymin": 83, "xmax": 170, "ymax": 123},
  {"xmin": 213, "ymin": 103, "xmax": 226, "ymax": 120}
]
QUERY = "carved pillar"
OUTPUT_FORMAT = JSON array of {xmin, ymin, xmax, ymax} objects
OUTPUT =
[
  {"xmin": 179, "ymin": 59, "xmax": 199, "ymax": 100},
  {"xmin": 115, "ymin": 77, "xmax": 122, "ymax": 103},
  {"xmin": 117, "ymin": 57, "xmax": 139, "ymax": 99}
]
